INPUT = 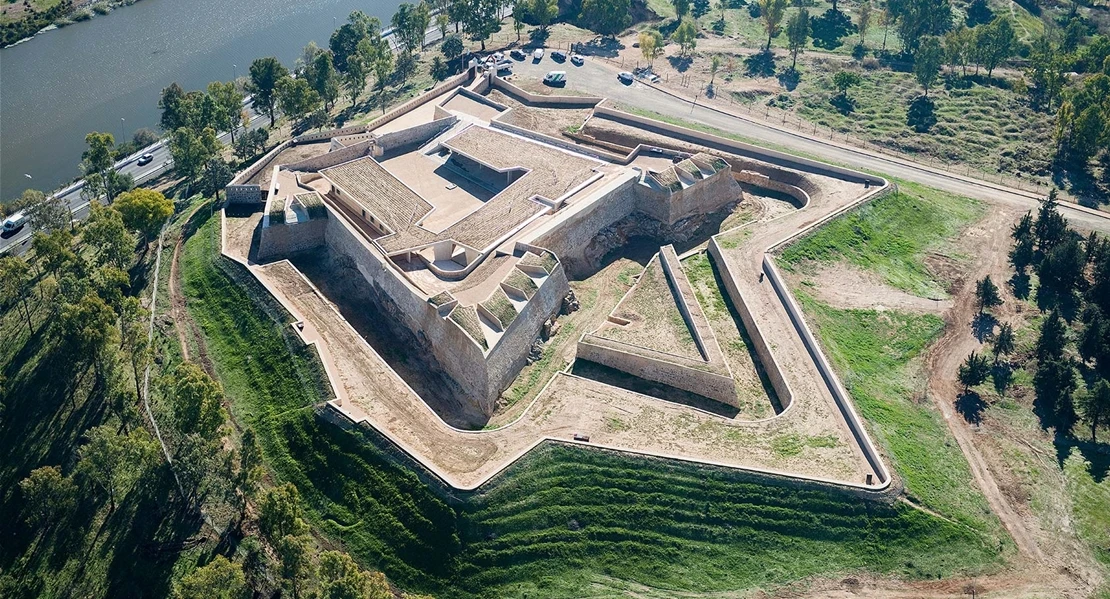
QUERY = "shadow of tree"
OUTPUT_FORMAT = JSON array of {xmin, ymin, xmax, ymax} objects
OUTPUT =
[
  {"xmin": 830, "ymin": 92, "xmax": 855, "ymax": 114},
  {"xmin": 991, "ymin": 362, "xmax": 1012, "ymax": 396},
  {"xmin": 972, "ymin": 312, "xmax": 997, "ymax": 342},
  {"xmin": 777, "ymin": 68, "xmax": 800, "ymax": 91},
  {"xmin": 1054, "ymin": 438, "xmax": 1110, "ymax": 483},
  {"xmin": 811, "ymin": 9, "xmax": 854, "ymax": 50},
  {"xmin": 956, "ymin": 391, "xmax": 987, "ymax": 425},
  {"xmin": 667, "ymin": 55, "xmax": 693, "ymax": 72},
  {"xmin": 576, "ymin": 36, "xmax": 624, "ymax": 58},
  {"xmin": 1009, "ymin": 272, "xmax": 1031, "ymax": 300},
  {"xmin": 528, "ymin": 28, "xmax": 550, "ymax": 46},
  {"xmin": 745, "ymin": 50, "xmax": 776, "ymax": 78},
  {"xmin": 906, "ymin": 95, "xmax": 937, "ymax": 133}
]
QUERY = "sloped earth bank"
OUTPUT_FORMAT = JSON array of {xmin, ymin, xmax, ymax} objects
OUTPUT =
[{"xmin": 785, "ymin": 263, "xmax": 953, "ymax": 314}]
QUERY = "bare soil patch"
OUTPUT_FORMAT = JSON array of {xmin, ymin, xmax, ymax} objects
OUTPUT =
[{"xmin": 788, "ymin": 263, "xmax": 952, "ymax": 314}]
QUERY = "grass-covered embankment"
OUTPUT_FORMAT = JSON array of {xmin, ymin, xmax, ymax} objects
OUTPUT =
[
  {"xmin": 182, "ymin": 213, "xmax": 1007, "ymax": 597},
  {"xmin": 779, "ymin": 182, "xmax": 983, "ymax": 298}
]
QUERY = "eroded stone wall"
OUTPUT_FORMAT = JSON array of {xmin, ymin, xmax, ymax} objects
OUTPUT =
[{"xmin": 257, "ymin": 219, "xmax": 328, "ymax": 262}]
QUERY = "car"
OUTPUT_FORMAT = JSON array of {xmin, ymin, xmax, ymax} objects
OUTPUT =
[
  {"xmin": 496, "ymin": 60, "xmax": 513, "ymax": 74},
  {"xmin": 543, "ymin": 70, "xmax": 567, "ymax": 87},
  {"xmin": 551, "ymin": 50, "xmax": 566, "ymax": 62},
  {"xmin": 1, "ymin": 210, "xmax": 28, "ymax": 236},
  {"xmin": 137, "ymin": 153, "xmax": 154, "ymax": 166},
  {"xmin": 510, "ymin": 49, "xmax": 525, "ymax": 60},
  {"xmin": 533, "ymin": 48, "xmax": 544, "ymax": 61},
  {"xmin": 646, "ymin": 73, "xmax": 660, "ymax": 83},
  {"xmin": 618, "ymin": 71, "xmax": 634, "ymax": 84},
  {"xmin": 570, "ymin": 54, "xmax": 584, "ymax": 66},
  {"xmin": 493, "ymin": 51, "xmax": 504, "ymax": 61}
]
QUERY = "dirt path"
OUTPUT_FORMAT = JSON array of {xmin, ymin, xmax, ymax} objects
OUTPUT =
[
  {"xmin": 169, "ymin": 201, "xmax": 216, "ymax": 375},
  {"xmin": 922, "ymin": 208, "xmax": 1046, "ymax": 564}
]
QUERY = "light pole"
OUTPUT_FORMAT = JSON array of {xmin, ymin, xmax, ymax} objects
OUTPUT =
[
  {"xmin": 233, "ymin": 63, "xmax": 237, "ymax": 81},
  {"xmin": 120, "ymin": 117, "xmax": 126, "ymax": 143}
]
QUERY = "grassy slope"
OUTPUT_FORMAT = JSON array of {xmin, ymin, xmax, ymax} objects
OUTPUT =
[
  {"xmin": 779, "ymin": 187, "xmax": 1007, "ymax": 540},
  {"xmin": 183, "ymin": 213, "xmax": 1005, "ymax": 598},
  {"xmin": 779, "ymin": 182, "xmax": 983, "ymax": 298}
]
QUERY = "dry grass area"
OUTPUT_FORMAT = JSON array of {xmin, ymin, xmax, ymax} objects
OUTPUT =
[
  {"xmin": 496, "ymin": 104, "xmax": 592, "ymax": 139},
  {"xmin": 596, "ymin": 255, "xmax": 700, "ymax": 360}
]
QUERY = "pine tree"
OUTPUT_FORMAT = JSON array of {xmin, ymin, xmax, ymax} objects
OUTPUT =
[
  {"xmin": 993, "ymin": 322, "xmax": 1015, "ymax": 363},
  {"xmin": 958, "ymin": 351, "xmax": 991, "ymax": 390},
  {"xmin": 975, "ymin": 275, "xmax": 1003, "ymax": 312},
  {"xmin": 1036, "ymin": 310, "xmax": 1068, "ymax": 362}
]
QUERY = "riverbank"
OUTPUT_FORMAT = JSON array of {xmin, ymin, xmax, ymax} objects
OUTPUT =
[{"xmin": 0, "ymin": 0, "xmax": 147, "ymax": 48}]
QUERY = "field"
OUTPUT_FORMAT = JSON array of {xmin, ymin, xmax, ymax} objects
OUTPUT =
[{"xmin": 778, "ymin": 183, "xmax": 984, "ymax": 299}]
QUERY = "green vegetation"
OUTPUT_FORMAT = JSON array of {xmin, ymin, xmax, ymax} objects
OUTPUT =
[
  {"xmin": 779, "ymin": 183, "xmax": 982, "ymax": 298},
  {"xmin": 480, "ymin": 288, "xmax": 518, "ymax": 328},
  {"xmin": 795, "ymin": 291, "xmax": 1006, "ymax": 537},
  {"xmin": 450, "ymin": 305, "xmax": 488, "ymax": 350},
  {"xmin": 602, "ymin": 257, "xmax": 699, "ymax": 359}
]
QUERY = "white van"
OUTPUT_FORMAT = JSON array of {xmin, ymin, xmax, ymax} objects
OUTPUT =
[
  {"xmin": 2, "ymin": 210, "xmax": 28, "ymax": 234},
  {"xmin": 533, "ymin": 48, "xmax": 544, "ymax": 61},
  {"xmin": 543, "ymin": 71, "xmax": 566, "ymax": 87}
]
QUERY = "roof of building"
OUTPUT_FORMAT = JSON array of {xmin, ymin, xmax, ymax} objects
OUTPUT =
[{"xmin": 322, "ymin": 157, "xmax": 433, "ymax": 234}]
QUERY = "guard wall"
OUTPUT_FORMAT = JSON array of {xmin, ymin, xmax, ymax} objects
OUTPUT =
[
  {"xmin": 577, "ymin": 335, "xmax": 737, "ymax": 404},
  {"xmin": 257, "ymin": 218, "xmax": 328, "ymax": 261}
]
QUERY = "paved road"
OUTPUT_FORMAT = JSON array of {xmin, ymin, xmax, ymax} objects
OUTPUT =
[{"xmin": 504, "ymin": 53, "xmax": 1110, "ymax": 234}]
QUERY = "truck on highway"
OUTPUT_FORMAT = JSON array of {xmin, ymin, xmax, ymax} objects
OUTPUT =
[{"xmin": 2, "ymin": 211, "xmax": 28, "ymax": 236}]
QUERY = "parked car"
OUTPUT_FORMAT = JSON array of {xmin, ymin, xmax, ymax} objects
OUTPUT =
[
  {"xmin": 618, "ymin": 71, "xmax": 634, "ymax": 84},
  {"xmin": 570, "ymin": 54, "xmax": 584, "ymax": 66},
  {"xmin": 510, "ymin": 49, "xmax": 526, "ymax": 60},
  {"xmin": 137, "ymin": 153, "xmax": 154, "ymax": 166},
  {"xmin": 551, "ymin": 50, "xmax": 566, "ymax": 62},
  {"xmin": 543, "ymin": 70, "xmax": 567, "ymax": 87},
  {"xmin": 533, "ymin": 48, "xmax": 544, "ymax": 60},
  {"xmin": 496, "ymin": 60, "xmax": 513, "ymax": 74},
  {"xmin": 493, "ymin": 51, "xmax": 504, "ymax": 61}
]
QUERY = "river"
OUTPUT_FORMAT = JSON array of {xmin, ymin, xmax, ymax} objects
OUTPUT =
[{"xmin": 0, "ymin": 0, "xmax": 405, "ymax": 202}]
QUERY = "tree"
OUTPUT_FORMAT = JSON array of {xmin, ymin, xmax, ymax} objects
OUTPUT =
[
  {"xmin": 202, "ymin": 158, "xmax": 235, "ymax": 200},
  {"xmin": 310, "ymin": 51, "xmax": 341, "ymax": 110},
  {"xmin": 1038, "ymin": 236, "xmax": 1086, "ymax": 307},
  {"xmin": 277, "ymin": 77, "xmax": 323, "ymax": 124},
  {"xmin": 580, "ymin": 0, "xmax": 631, "ymax": 37},
  {"xmin": 1034, "ymin": 190, "xmax": 1069, "ymax": 254},
  {"xmin": 975, "ymin": 275, "xmax": 1002, "ymax": 312},
  {"xmin": 77, "ymin": 425, "xmax": 157, "ymax": 512},
  {"xmin": 23, "ymin": 189, "xmax": 70, "ymax": 233},
  {"xmin": 786, "ymin": 8, "xmax": 810, "ymax": 70},
  {"xmin": 944, "ymin": 25, "xmax": 973, "ymax": 76},
  {"xmin": 234, "ymin": 428, "xmax": 265, "ymax": 523},
  {"xmin": 1026, "ymin": 34, "xmax": 1066, "ymax": 110},
  {"xmin": 169, "ymin": 362, "xmax": 225, "ymax": 438},
  {"xmin": 170, "ymin": 126, "xmax": 222, "ymax": 183},
  {"xmin": 392, "ymin": 3, "xmax": 427, "ymax": 55},
  {"xmin": 532, "ymin": 0, "xmax": 558, "ymax": 32},
  {"xmin": 441, "ymin": 34, "xmax": 464, "ymax": 69},
  {"xmin": 833, "ymin": 70, "xmax": 861, "ymax": 95},
  {"xmin": 83, "ymin": 203, "xmax": 135, "ymax": 270},
  {"xmin": 710, "ymin": 55, "xmax": 721, "ymax": 84},
  {"xmin": 174, "ymin": 432, "xmax": 221, "ymax": 511},
  {"xmin": 887, "ymin": 0, "xmax": 953, "ymax": 56},
  {"xmin": 276, "ymin": 534, "xmax": 314, "ymax": 599},
  {"xmin": 672, "ymin": 0, "xmax": 690, "ymax": 18},
  {"xmin": 81, "ymin": 131, "xmax": 117, "ymax": 201},
  {"xmin": 975, "ymin": 17, "xmax": 1015, "ymax": 79},
  {"xmin": 1079, "ymin": 379, "xmax": 1110, "ymax": 442},
  {"xmin": 512, "ymin": 2, "xmax": 526, "ymax": 39},
  {"xmin": 414, "ymin": 2, "xmax": 432, "ymax": 50},
  {"xmin": 1054, "ymin": 73, "xmax": 1110, "ymax": 166},
  {"xmin": 247, "ymin": 57, "xmax": 289, "ymax": 127},
  {"xmin": 913, "ymin": 35, "xmax": 944, "ymax": 95},
  {"xmin": 965, "ymin": 0, "xmax": 992, "ymax": 27},
  {"xmin": 1034, "ymin": 357, "xmax": 1077, "ymax": 430},
  {"xmin": 857, "ymin": 1, "xmax": 872, "ymax": 46},
  {"xmin": 463, "ymin": 0, "xmax": 502, "ymax": 50},
  {"xmin": 640, "ymin": 29, "xmax": 664, "ymax": 66},
  {"xmin": 371, "ymin": 48, "xmax": 395, "ymax": 113},
  {"xmin": 993, "ymin": 322, "xmax": 1015, "ymax": 363},
  {"xmin": 431, "ymin": 54, "xmax": 451, "ymax": 80},
  {"xmin": 175, "ymin": 556, "xmax": 246, "ymax": 599},
  {"xmin": 1036, "ymin": 309, "xmax": 1067, "ymax": 363},
  {"xmin": 114, "ymin": 188, "xmax": 173, "ymax": 243},
  {"xmin": 207, "ymin": 81, "xmax": 245, "ymax": 143},
  {"xmin": 0, "ymin": 256, "xmax": 35, "ymax": 334},
  {"xmin": 330, "ymin": 11, "xmax": 381, "ymax": 72},
  {"xmin": 18, "ymin": 466, "xmax": 77, "ymax": 531},
  {"xmin": 758, "ymin": 0, "xmax": 787, "ymax": 50},
  {"xmin": 674, "ymin": 17, "xmax": 698, "ymax": 55},
  {"xmin": 159, "ymin": 83, "xmax": 194, "ymax": 132},
  {"xmin": 32, "ymin": 229, "xmax": 76, "ymax": 281},
  {"xmin": 319, "ymin": 551, "xmax": 392, "ymax": 599},
  {"xmin": 693, "ymin": 0, "xmax": 710, "ymax": 18},
  {"xmin": 60, "ymin": 291, "xmax": 119, "ymax": 370},
  {"xmin": 345, "ymin": 53, "xmax": 369, "ymax": 105},
  {"xmin": 958, "ymin": 351, "xmax": 990, "ymax": 391},
  {"xmin": 259, "ymin": 483, "xmax": 310, "ymax": 541},
  {"xmin": 234, "ymin": 127, "xmax": 270, "ymax": 160}
]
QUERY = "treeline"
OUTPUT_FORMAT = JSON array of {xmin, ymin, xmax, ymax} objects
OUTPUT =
[
  {"xmin": 0, "ymin": 0, "xmax": 72, "ymax": 47},
  {"xmin": 957, "ymin": 191, "xmax": 1110, "ymax": 444}
]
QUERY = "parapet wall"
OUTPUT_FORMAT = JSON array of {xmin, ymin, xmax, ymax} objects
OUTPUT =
[
  {"xmin": 229, "ymin": 139, "xmax": 293, "ymax": 186},
  {"xmin": 488, "ymin": 74, "xmax": 602, "ymax": 108},
  {"xmin": 637, "ymin": 166, "xmax": 741, "ymax": 226},
  {"xmin": 374, "ymin": 115, "xmax": 458, "ymax": 153},
  {"xmin": 281, "ymin": 139, "xmax": 373, "ymax": 172},
  {"xmin": 227, "ymin": 184, "xmax": 264, "ymax": 204},
  {"xmin": 531, "ymin": 175, "xmax": 641, "ymax": 274},
  {"xmin": 733, "ymin": 169, "xmax": 810, "ymax": 207},
  {"xmin": 577, "ymin": 335, "xmax": 737, "ymax": 404},
  {"xmin": 257, "ymin": 218, "xmax": 327, "ymax": 262}
]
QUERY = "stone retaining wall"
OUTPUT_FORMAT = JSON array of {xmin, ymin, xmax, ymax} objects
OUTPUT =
[
  {"xmin": 577, "ymin": 335, "xmax": 737, "ymax": 404},
  {"xmin": 374, "ymin": 115, "xmax": 458, "ymax": 153},
  {"xmin": 256, "ymin": 218, "xmax": 328, "ymax": 262},
  {"xmin": 281, "ymin": 139, "xmax": 374, "ymax": 172}
]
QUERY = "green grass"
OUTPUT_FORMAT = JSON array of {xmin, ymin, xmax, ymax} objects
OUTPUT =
[
  {"xmin": 795, "ymin": 290, "xmax": 1008, "ymax": 543},
  {"xmin": 778, "ymin": 184, "xmax": 982, "ymax": 299},
  {"xmin": 180, "ymin": 213, "xmax": 1009, "ymax": 598}
]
